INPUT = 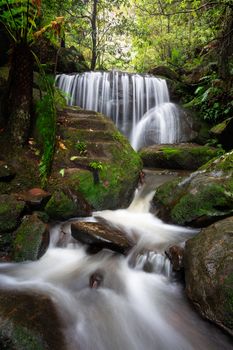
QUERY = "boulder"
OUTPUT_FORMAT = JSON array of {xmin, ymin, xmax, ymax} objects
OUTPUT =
[
  {"xmin": 165, "ymin": 245, "xmax": 185, "ymax": 271},
  {"xmin": 71, "ymin": 221, "xmax": 133, "ymax": 254},
  {"xmin": 153, "ymin": 151, "xmax": 233, "ymax": 227},
  {"xmin": 184, "ymin": 216, "xmax": 233, "ymax": 335},
  {"xmin": 0, "ymin": 290, "xmax": 66, "ymax": 350},
  {"xmin": 0, "ymin": 194, "xmax": 25, "ymax": 233},
  {"xmin": 13, "ymin": 214, "xmax": 49, "ymax": 262},
  {"xmin": 210, "ymin": 117, "xmax": 233, "ymax": 151},
  {"xmin": 140, "ymin": 144, "xmax": 220, "ymax": 170},
  {"xmin": 45, "ymin": 189, "xmax": 91, "ymax": 220}
]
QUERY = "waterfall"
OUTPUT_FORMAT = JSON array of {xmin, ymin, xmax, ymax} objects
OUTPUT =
[{"xmin": 56, "ymin": 71, "xmax": 185, "ymax": 149}]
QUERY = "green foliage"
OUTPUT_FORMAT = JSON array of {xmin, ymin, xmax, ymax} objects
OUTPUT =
[
  {"xmin": 35, "ymin": 64, "xmax": 57, "ymax": 187},
  {"xmin": 0, "ymin": 0, "xmax": 40, "ymax": 44},
  {"xmin": 186, "ymin": 74, "xmax": 233, "ymax": 124},
  {"xmin": 89, "ymin": 161, "xmax": 104, "ymax": 171},
  {"xmin": 75, "ymin": 140, "xmax": 87, "ymax": 155}
]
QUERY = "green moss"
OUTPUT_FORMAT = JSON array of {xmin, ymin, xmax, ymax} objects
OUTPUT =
[
  {"xmin": 0, "ymin": 196, "xmax": 25, "ymax": 233},
  {"xmin": 171, "ymin": 184, "xmax": 232, "ymax": 225},
  {"xmin": 154, "ymin": 178, "xmax": 183, "ymax": 207},
  {"xmin": 13, "ymin": 215, "xmax": 46, "ymax": 262},
  {"xmin": 45, "ymin": 191, "xmax": 77, "ymax": 220},
  {"xmin": 161, "ymin": 147, "xmax": 180, "ymax": 158},
  {"xmin": 0, "ymin": 322, "xmax": 45, "ymax": 350}
]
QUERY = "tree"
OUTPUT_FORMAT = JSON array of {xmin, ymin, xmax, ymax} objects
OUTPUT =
[
  {"xmin": 0, "ymin": 0, "xmax": 63, "ymax": 145},
  {"xmin": 63, "ymin": 0, "xmax": 130, "ymax": 70}
]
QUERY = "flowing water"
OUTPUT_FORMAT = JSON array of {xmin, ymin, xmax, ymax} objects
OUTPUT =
[
  {"xmin": 0, "ymin": 171, "xmax": 232, "ymax": 349},
  {"xmin": 56, "ymin": 71, "xmax": 191, "ymax": 148}
]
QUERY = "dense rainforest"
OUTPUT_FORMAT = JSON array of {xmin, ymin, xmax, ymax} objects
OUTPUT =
[{"xmin": 0, "ymin": 0, "xmax": 233, "ymax": 349}]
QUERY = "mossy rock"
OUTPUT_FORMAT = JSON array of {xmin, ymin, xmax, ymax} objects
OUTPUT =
[
  {"xmin": 153, "ymin": 151, "xmax": 233, "ymax": 227},
  {"xmin": 0, "ymin": 195, "xmax": 25, "ymax": 233},
  {"xmin": 140, "ymin": 143, "xmax": 221, "ymax": 170},
  {"xmin": 184, "ymin": 216, "xmax": 233, "ymax": 335},
  {"xmin": 48, "ymin": 109, "xmax": 142, "ymax": 213},
  {"xmin": 0, "ymin": 291, "xmax": 66, "ymax": 350},
  {"xmin": 45, "ymin": 189, "xmax": 90, "ymax": 220},
  {"xmin": 13, "ymin": 214, "xmax": 49, "ymax": 262}
]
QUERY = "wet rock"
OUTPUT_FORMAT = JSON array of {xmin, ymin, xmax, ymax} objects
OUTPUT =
[
  {"xmin": 14, "ymin": 188, "xmax": 51, "ymax": 210},
  {"xmin": 153, "ymin": 151, "xmax": 233, "ymax": 227},
  {"xmin": 0, "ymin": 194, "xmax": 25, "ymax": 233},
  {"xmin": 71, "ymin": 221, "xmax": 133, "ymax": 255},
  {"xmin": 210, "ymin": 117, "xmax": 233, "ymax": 151},
  {"xmin": 0, "ymin": 161, "xmax": 15, "ymax": 182},
  {"xmin": 140, "ymin": 144, "xmax": 220, "ymax": 170},
  {"xmin": 184, "ymin": 216, "xmax": 233, "ymax": 335},
  {"xmin": 165, "ymin": 245, "xmax": 184, "ymax": 271},
  {"xmin": 89, "ymin": 270, "xmax": 104, "ymax": 288},
  {"xmin": 13, "ymin": 214, "xmax": 49, "ymax": 262},
  {"xmin": 0, "ymin": 290, "xmax": 66, "ymax": 350}
]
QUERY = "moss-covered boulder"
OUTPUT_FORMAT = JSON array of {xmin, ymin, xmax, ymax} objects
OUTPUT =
[
  {"xmin": 210, "ymin": 117, "xmax": 233, "ymax": 151},
  {"xmin": 48, "ymin": 107, "xmax": 142, "ymax": 213},
  {"xmin": 0, "ymin": 291, "xmax": 66, "ymax": 350},
  {"xmin": 153, "ymin": 151, "xmax": 233, "ymax": 227},
  {"xmin": 140, "ymin": 143, "xmax": 220, "ymax": 170},
  {"xmin": 45, "ymin": 189, "xmax": 91, "ymax": 220},
  {"xmin": 0, "ymin": 195, "xmax": 25, "ymax": 233},
  {"xmin": 13, "ymin": 214, "xmax": 49, "ymax": 262},
  {"xmin": 184, "ymin": 216, "xmax": 233, "ymax": 335}
]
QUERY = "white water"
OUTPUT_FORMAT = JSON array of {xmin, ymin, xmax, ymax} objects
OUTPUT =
[
  {"xmin": 0, "ymin": 171, "xmax": 232, "ymax": 349},
  {"xmin": 56, "ymin": 71, "xmax": 186, "ymax": 148}
]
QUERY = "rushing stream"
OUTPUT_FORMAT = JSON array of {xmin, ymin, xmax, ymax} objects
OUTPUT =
[{"xmin": 0, "ymin": 171, "xmax": 232, "ymax": 349}]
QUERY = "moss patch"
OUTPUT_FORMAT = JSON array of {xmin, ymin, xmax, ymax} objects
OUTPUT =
[
  {"xmin": 0, "ymin": 195, "xmax": 25, "ymax": 233},
  {"xmin": 171, "ymin": 184, "xmax": 233, "ymax": 225},
  {"xmin": 140, "ymin": 144, "xmax": 220, "ymax": 170},
  {"xmin": 13, "ymin": 214, "xmax": 48, "ymax": 262}
]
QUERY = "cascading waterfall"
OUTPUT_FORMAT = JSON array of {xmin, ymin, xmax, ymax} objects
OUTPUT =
[
  {"xmin": 56, "ymin": 71, "xmax": 186, "ymax": 149},
  {"xmin": 0, "ymin": 171, "xmax": 232, "ymax": 350}
]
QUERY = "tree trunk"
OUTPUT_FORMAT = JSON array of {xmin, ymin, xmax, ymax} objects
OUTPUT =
[
  {"xmin": 91, "ymin": 0, "xmax": 98, "ymax": 71},
  {"xmin": 6, "ymin": 43, "xmax": 33, "ymax": 146}
]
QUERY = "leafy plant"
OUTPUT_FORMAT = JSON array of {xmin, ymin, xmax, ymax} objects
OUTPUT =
[
  {"xmin": 89, "ymin": 161, "xmax": 104, "ymax": 171},
  {"xmin": 35, "ymin": 61, "xmax": 57, "ymax": 187},
  {"xmin": 75, "ymin": 141, "xmax": 87, "ymax": 155},
  {"xmin": 186, "ymin": 74, "xmax": 233, "ymax": 124}
]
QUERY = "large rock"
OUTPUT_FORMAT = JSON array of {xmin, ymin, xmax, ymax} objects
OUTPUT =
[
  {"xmin": 184, "ymin": 217, "xmax": 233, "ymax": 335},
  {"xmin": 0, "ymin": 290, "xmax": 66, "ymax": 350},
  {"xmin": 71, "ymin": 221, "xmax": 133, "ymax": 254},
  {"xmin": 153, "ymin": 151, "xmax": 233, "ymax": 227},
  {"xmin": 48, "ymin": 107, "xmax": 142, "ymax": 212},
  {"xmin": 13, "ymin": 214, "xmax": 49, "ymax": 262},
  {"xmin": 210, "ymin": 117, "xmax": 233, "ymax": 151},
  {"xmin": 140, "ymin": 143, "xmax": 220, "ymax": 170},
  {"xmin": 45, "ymin": 189, "xmax": 91, "ymax": 220}
]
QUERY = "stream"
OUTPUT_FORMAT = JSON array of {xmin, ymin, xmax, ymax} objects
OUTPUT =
[{"xmin": 0, "ymin": 170, "xmax": 232, "ymax": 349}]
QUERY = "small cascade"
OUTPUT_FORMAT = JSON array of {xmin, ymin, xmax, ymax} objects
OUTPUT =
[{"xmin": 56, "ymin": 71, "xmax": 189, "ymax": 148}]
